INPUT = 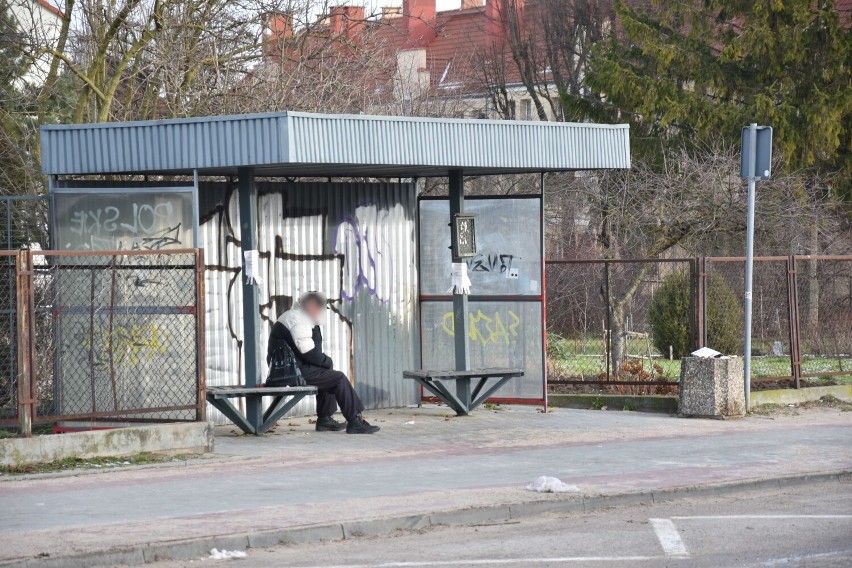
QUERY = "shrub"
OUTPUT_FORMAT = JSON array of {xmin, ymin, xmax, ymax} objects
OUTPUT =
[{"xmin": 649, "ymin": 270, "xmax": 743, "ymax": 359}]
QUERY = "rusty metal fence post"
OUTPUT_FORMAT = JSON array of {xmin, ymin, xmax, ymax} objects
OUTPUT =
[
  {"xmin": 786, "ymin": 255, "xmax": 802, "ymax": 389},
  {"xmin": 694, "ymin": 257, "xmax": 707, "ymax": 350},
  {"xmin": 195, "ymin": 249, "xmax": 207, "ymax": 422},
  {"xmin": 16, "ymin": 251, "xmax": 33, "ymax": 436}
]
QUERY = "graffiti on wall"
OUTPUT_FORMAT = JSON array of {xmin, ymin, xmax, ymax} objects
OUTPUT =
[
  {"xmin": 441, "ymin": 309, "xmax": 521, "ymax": 347},
  {"xmin": 55, "ymin": 192, "xmax": 192, "ymax": 251},
  {"xmin": 201, "ymin": 184, "xmax": 415, "ymax": 390},
  {"xmin": 334, "ymin": 204, "xmax": 405, "ymax": 303}
]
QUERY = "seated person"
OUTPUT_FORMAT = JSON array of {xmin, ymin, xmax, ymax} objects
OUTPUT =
[{"xmin": 269, "ymin": 292, "xmax": 379, "ymax": 435}]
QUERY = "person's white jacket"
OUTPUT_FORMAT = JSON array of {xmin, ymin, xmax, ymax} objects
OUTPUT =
[{"xmin": 273, "ymin": 302, "xmax": 334, "ymax": 373}]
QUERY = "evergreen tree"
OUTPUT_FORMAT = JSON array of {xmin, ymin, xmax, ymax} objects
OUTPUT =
[{"xmin": 587, "ymin": 0, "xmax": 851, "ymax": 201}]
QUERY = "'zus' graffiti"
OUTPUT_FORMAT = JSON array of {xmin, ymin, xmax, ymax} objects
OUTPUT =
[
  {"xmin": 78, "ymin": 323, "xmax": 171, "ymax": 368},
  {"xmin": 442, "ymin": 309, "xmax": 521, "ymax": 346},
  {"xmin": 67, "ymin": 202, "xmax": 184, "ymax": 251},
  {"xmin": 467, "ymin": 253, "xmax": 517, "ymax": 274}
]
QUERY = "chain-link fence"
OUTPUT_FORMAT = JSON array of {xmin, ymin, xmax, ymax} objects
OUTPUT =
[
  {"xmin": 546, "ymin": 256, "xmax": 852, "ymax": 393},
  {"xmin": 706, "ymin": 256, "xmax": 852, "ymax": 387},
  {"xmin": 1, "ymin": 250, "xmax": 206, "ymax": 434},
  {"xmin": 0, "ymin": 252, "xmax": 20, "ymax": 422},
  {"xmin": 546, "ymin": 259, "xmax": 694, "ymax": 394}
]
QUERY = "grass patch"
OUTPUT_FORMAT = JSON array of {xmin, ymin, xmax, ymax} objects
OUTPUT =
[
  {"xmin": 0, "ymin": 452, "xmax": 198, "ymax": 476},
  {"xmin": 547, "ymin": 333, "xmax": 852, "ymax": 382}
]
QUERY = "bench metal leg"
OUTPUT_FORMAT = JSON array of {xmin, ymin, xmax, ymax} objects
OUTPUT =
[
  {"xmin": 456, "ymin": 378, "xmax": 471, "ymax": 410},
  {"xmin": 207, "ymin": 395, "xmax": 257, "ymax": 435},
  {"xmin": 414, "ymin": 375, "xmax": 516, "ymax": 415},
  {"xmin": 258, "ymin": 394, "xmax": 309, "ymax": 434},
  {"xmin": 414, "ymin": 378, "xmax": 470, "ymax": 415},
  {"xmin": 470, "ymin": 375, "xmax": 515, "ymax": 410}
]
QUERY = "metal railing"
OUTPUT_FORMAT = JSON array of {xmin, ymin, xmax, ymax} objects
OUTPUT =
[
  {"xmin": 1, "ymin": 249, "xmax": 206, "ymax": 436},
  {"xmin": 546, "ymin": 256, "xmax": 852, "ymax": 393}
]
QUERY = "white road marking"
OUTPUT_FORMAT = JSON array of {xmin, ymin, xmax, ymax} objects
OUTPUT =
[
  {"xmin": 649, "ymin": 518, "xmax": 689, "ymax": 557},
  {"xmin": 288, "ymin": 557, "xmax": 664, "ymax": 568},
  {"xmin": 759, "ymin": 548, "xmax": 852, "ymax": 566},
  {"xmin": 672, "ymin": 515, "xmax": 852, "ymax": 520}
]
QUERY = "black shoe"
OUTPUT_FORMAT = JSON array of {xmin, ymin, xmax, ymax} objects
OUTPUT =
[
  {"xmin": 346, "ymin": 415, "xmax": 380, "ymax": 434},
  {"xmin": 315, "ymin": 416, "xmax": 346, "ymax": 432}
]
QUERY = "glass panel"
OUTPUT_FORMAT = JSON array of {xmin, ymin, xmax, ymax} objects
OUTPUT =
[
  {"xmin": 419, "ymin": 198, "xmax": 542, "ymax": 296},
  {"xmin": 421, "ymin": 300, "xmax": 544, "ymax": 400},
  {"xmin": 54, "ymin": 190, "xmax": 194, "ymax": 252}
]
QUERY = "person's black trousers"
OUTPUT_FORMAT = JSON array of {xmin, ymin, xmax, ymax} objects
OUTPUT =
[{"xmin": 303, "ymin": 369, "xmax": 365, "ymax": 422}]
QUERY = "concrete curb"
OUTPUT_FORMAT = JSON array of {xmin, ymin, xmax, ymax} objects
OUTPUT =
[
  {"xmin": 548, "ymin": 394, "xmax": 678, "ymax": 414},
  {"xmin": 750, "ymin": 384, "xmax": 852, "ymax": 406},
  {"xmin": 0, "ymin": 423, "xmax": 214, "ymax": 468},
  {"xmin": 2, "ymin": 469, "xmax": 849, "ymax": 568}
]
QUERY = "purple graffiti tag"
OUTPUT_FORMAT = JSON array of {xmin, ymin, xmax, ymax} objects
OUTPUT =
[{"xmin": 333, "ymin": 206, "xmax": 394, "ymax": 302}]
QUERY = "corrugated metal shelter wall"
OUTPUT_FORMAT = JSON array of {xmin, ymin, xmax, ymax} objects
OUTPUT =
[{"xmin": 200, "ymin": 182, "xmax": 419, "ymax": 424}]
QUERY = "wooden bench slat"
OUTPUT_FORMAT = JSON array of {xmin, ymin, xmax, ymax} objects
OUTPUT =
[
  {"xmin": 403, "ymin": 368, "xmax": 524, "ymax": 380},
  {"xmin": 207, "ymin": 385, "xmax": 317, "ymax": 398}
]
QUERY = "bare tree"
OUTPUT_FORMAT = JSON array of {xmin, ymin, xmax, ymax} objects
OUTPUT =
[{"xmin": 545, "ymin": 140, "xmax": 848, "ymax": 371}]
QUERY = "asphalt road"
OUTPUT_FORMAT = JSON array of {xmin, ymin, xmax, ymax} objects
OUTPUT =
[{"xmin": 144, "ymin": 480, "xmax": 852, "ymax": 568}]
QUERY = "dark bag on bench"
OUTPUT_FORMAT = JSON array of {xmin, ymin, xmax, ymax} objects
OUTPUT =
[{"xmin": 266, "ymin": 341, "xmax": 306, "ymax": 388}]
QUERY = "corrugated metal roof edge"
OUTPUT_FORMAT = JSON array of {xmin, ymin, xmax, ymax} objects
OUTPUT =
[{"xmin": 40, "ymin": 110, "xmax": 630, "ymax": 132}]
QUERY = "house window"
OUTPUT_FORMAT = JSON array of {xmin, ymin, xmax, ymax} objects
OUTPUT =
[{"xmin": 522, "ymin": 99, "xmax": 532, "ymax": 120}]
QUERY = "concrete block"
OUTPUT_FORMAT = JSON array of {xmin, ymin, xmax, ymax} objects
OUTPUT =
[
  {"xmin": 143, "ymin": 534, "xmax": 248, "ymax": 563},
  {"xmin": 278, "ymin": 524, "xmax": 345, "ymax": 545},
  {"xmin": 430, "ymin": 505, "xmax": 511, "ymax": 526},
  {"xmin": 678, "ymin": 357, "xmax": 745, "ymax": 418},
  {"xmin": 342, "ymin": 514, "xmax": 430, "ymax": 538},
  {"xmin": 548, "ymin": 394, "xmax": 678, "ymax": 413},
  {"xmin": 0, "ymin": 423, "xmax": 213, "ymax": 468},
  {"xmin": 509, "ymin": 497, "xmax": 584, "ymax": 519},
  {"xmin": 26, "ymin": 548, "xmax": 145, "ymax": 568},
  {"xmin": 583, "ymin": 492, "xmax": 654, "ymax": 512}
]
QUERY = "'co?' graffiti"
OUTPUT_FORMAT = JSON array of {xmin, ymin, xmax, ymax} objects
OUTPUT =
[
  {"xmin": 442, "ymin": 309, "xmax": 521, "ymax": 346},
  {"xmin": 79, "ymin": 323, "xmax": 170, "ymax": 368}
]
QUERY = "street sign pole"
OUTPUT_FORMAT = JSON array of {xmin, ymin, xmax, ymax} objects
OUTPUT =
[{"xmin": 743, "ymin": 123, "xmax": 757, "ymax": 411}]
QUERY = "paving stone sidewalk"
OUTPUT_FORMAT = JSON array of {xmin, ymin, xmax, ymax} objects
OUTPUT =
[{"xmin": 1, "ymin": 404, "xmax": 850, "ymax": 565}]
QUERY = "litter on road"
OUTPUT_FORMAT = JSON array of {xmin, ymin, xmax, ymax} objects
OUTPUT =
[{"xmin": 526, "ymin": 476, "xmax": 580, "ymax": 493}]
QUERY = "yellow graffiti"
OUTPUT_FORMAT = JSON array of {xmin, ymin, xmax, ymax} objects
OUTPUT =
[
  {"xmin": 80, "ymin": 324, "xmax": 170, "ymax": 367},
  {"xmin": 441, "ymin": 309, "xmax": 521, "ymax": 346}
]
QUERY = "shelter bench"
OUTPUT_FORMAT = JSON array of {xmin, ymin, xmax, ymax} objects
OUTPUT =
[
  {"xmin": 403, "ymin": 368, "xmax": 524, "ymax": 415},
  {"xmin": 206, "ymin": 385, "xmax": 316, "ymax": 435}
]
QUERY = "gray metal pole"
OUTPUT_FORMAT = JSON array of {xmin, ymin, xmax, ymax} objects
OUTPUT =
[
  {"xmin": 448, "ymin": 170, "xmax": 469, "ymax": 374},
  {"xmin": 238, "ymin": 168, "xmax": 262, "ymax": 430},
  {"xmin": 743, "ymin": 123, "xmax": 757, "ymax": 410}
]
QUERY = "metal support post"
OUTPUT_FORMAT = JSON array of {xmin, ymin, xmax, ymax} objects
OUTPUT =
[
  {"xmin": 448, "ymin": 170, "xmax": 470, "ymax": 406},
  {"xmin": 743, "ymin": 123, "xmax": 757, "ymax": 410},
  {"xmin": 238, "ymin": 168, "xmax": 262, "ymax": 430}
]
